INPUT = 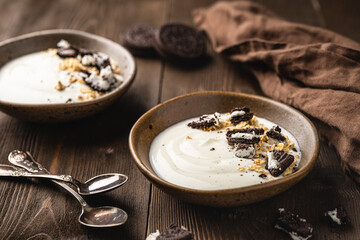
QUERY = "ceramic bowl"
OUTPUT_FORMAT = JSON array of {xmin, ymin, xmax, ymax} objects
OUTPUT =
[
  {"xmin": 129, "ymin": 91, "xmax": 319, "ymax": 207},
  {"xmin": 0, "ymin": 29, "xmax": 136, "ymax": 122}
]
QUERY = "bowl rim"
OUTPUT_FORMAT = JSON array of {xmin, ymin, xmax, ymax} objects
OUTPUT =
[
  {"xmin": 129, "ymin": 91, "xmax": 319, "ymax": 195},
  {"xmin": 0, "ymin": 29, "xmax": 136, "ymax": 108}
]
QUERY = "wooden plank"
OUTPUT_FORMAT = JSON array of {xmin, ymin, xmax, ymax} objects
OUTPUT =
[
  {"xmin": 0, "ymin": 0, "xmax": 166, "ymax": 239},
  {"xmin": 148, "ymin": 0, "xmax": 360, "ymax": 239}
]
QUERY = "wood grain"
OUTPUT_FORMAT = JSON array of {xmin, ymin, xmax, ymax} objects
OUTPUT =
[{"xmin": 0, "ymin": 0, "xmax": 359, "ymax": 239}]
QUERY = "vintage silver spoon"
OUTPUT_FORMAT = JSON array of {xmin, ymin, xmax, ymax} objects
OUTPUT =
[
  {"xmin": 8, "ymin": 150, "xmax": 128, "ymax": 195},
  {"xmin": 7, "ymin": 150, "xmax": 128, "ymax": 227}
]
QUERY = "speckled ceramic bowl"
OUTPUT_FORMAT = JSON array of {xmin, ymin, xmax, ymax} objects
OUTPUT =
[
  {"xmin": 129, "ymin": 91, "xmax": 319, "ymax": 207},
  {"xmin": 0, "ymin": 29, "xmax": 136, "ymax": 122}
]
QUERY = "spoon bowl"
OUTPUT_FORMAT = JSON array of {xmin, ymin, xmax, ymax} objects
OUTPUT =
[
  {"xmin": 80, "ymin": 206, "xmax": 128, "ymax": 227},
  {"xmin": 79, "ymin": 173, "xmax": 128, "ymax": 195}
]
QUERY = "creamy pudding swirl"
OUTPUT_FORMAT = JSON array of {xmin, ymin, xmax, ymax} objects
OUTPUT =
[
  {"xmin": 150, "ymin": 107, "xmax": 301, "ymax": 190},
  {"xmin": 0, "ymin": 39, "xmax": 123, "ymax": 104}
]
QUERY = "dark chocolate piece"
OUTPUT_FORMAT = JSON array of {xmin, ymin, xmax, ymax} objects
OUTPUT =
[
  {"xmin": 57, "ymin": 47, "xmax": 78, "ymax": 58},
  {"xmin": 153, "ymin": 23, "xmax": 206, "ymax": 61},
  {"xmin": 121, "ymin": 24, "xmax": 159, "ymax": 56},
  {"xmin": 325, "ymin": 205, "xmax": 350, "ymax": 225},
  {"xmin": 226, "ymin": 128, "xmax": 264, "ymax": 145},
  {"xmin": 258, "ymin": 173, "xmax": 267, "ymax": 179},
  {"xmin": 187, "ymin": 113, "xmax": 219, "ymax": 129},
  {"xmin": 267, "ymin": 150, "xmax": 294, "ymax": 177},
  {"xmin": 266, "ymin": 125, "xmax": 286, "ymax": 142},
  {"xmin": 230, "ymin": 107, "xmax": 254, "ymax": 124},
  {"xmin": 157, "ymin": 224, "xmax": 193, "ymax": 240},
  {"xmin": 275, "ymin": 208, "xmax": 313, "ymax": 240}
]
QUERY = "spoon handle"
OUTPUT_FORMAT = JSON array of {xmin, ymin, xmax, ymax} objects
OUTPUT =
[
  {"xmin": 8, "ymin": 150, "xmax": 88, "ymax": 208},
  {"xmin": 0, "ymin": 164, "xmax": 75, "ymax": 182}
]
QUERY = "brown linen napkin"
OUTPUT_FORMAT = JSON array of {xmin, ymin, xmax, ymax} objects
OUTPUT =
[{"xmin": 193, "ymin": 1, "xmax": 360, "ymax": 183}]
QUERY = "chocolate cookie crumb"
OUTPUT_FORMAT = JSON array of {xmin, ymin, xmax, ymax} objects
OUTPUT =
[
  {"xmin": 57, "ymin": 47, "xmax": 79, "ymax": 58},
  {"xmin": 210, "ymin": 148, "xmax": 215, "ymax": 151},
  {"xmin": 259, "ymin": 173, "xmax": 267, "ymax": 179},
  {"xmin": 275, "ymin": 208, "xmax": 313, "ymax": 240},
  {"xmin": 267, "ymin": 150, "xmax": 295, "ymax": 177},
  {"xmin": 226, "ymin": 128, "xmax": 264, "ymax": 145},
  {"xmin": 266, "ymin": 125, "xmax": 286, "ymax": 142},
  {"xmin": 230, "ymin": 107, "xmax": 253, "ymax": 124},
  {"xmin": 234, "ymin": 144, "xmax": 255, "ymax": 158},
  {"xmin": 187, "ymin": 113, "xmax": 220, "ymax": 129},
  {"xmin": 157, "ymin": 224, "xmax": 193, "ymax": 240},
  {"xmin": 325, "ymin": 205, "xmax": 350, "ymax": 226}
]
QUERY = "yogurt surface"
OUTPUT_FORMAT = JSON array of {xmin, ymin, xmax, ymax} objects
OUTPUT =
[
  {"xmin": 0, "ymin": 41, "xmax": 123, "ymax": 104},
  {"xmin": 149, "ymin": 115, "xmax": 301, "ymax": 190},
  {"xmin": 0, "ymin": 51, "xmax": 71, "ymax": 103}
]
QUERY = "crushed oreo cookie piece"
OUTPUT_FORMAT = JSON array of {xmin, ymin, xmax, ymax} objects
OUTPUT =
[
  {"xmin": 187, "ymin": 113, "xmax": 220, "ymax": 129},
  {"xmin": 325, "ymin": 205, "xmax": 350, "ymax": 226},
  {"xmin": 226, "ymin": 128, "xmax": 264, "ymax": 145},
  {"xmin": 85, "ymin": 72, "xmax": 111, "ymax": 92},
  {"xmin": 230, "ymin": 107, "xmax": 254, "ymax": 124},
  {"xmin": 79, "ymin": 48, "xmax": 94, "ymax": 56},
  {"xmin": 57, "ymin": 47, "xmax": 79, "ymax": 58},
  {"xmin": 81, "ymin": 54, "xmax": 96, "ymax": 66},
  {"xmin": 121, "ymin": 24, "xmax": 159, "ymax": 56},
  {"xmin": 234, "ymin": 144, "xmax": 255, "ymax": 158},
  {"xmin": 94, "ymin": 52, "xmax": 111, "ymax": 69},
  {"xmin": 157, "ymin": 224, "xmax": 193, "ymax": 240},
  {"xmin": 210, "ymin": 147, "xmax": 215, "ymax": 151},
  {"xmin": 275, "ymin": 208, "xmax": 313, "ymax": 240},
  {"xmin": 153, "ymin": 23, "xmax": 206, "ymax": 61},
  {"xmin": 267, "ymin": 150, "xmax": 295, "ymax": 177},
  {"xmin": 266, "ymin": 125, "xmax": 286, "ymax": 143}
]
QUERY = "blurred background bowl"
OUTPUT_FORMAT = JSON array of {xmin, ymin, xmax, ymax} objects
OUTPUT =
[{"xmin": 0, "ymin": 29, "xmax": 136, "ymax": 122}]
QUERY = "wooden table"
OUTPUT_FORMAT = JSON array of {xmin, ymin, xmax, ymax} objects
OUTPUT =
[{"xmin": 0, "ymin": 0, "xmax": 359, "ymax": 239}]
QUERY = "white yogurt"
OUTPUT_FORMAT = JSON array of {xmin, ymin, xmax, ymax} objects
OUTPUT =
[
  {"xmin": 0, "ymin": 51, "xmax": 79, "ymax": 103},
  {"xmin": 149, "ymin": 116, "xmax": 301, "ymax": 190},
  {"xmin": 0, "ymin": 50, "xmax": 122, "ymax": 104}
]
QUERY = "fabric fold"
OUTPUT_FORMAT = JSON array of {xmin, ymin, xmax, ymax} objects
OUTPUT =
[{"xmin": 193, "ymin": 1, "xmax": 360, "ymax": 183}]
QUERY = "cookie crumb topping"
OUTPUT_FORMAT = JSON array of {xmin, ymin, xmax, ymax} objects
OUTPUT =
[
  {"xmin": 53, "ymin": 39, "xmax": 123, "ymax": 101},
  {"xmin": 187, "ymin": 107, "xmax": 298, "ymax": 178}
]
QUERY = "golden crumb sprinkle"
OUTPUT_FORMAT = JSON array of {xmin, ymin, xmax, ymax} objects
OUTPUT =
[
  {"xmin": 54, "ymin": 81, "xmax": 66, "ymax": 91},
  {"xmin": 80, "ymin": 87, "xmax": 92, "ymax": 94},
  {"xmin": 253, "ymin": 159, "xmax": 266, "ymax": 165},
  {"xmin": 68, "ymin": 76, "xmax": 78, "ymax": 84},
  {"xmin": 185, "ymin": 136, "xmax": 192, "ymax": 140},
  {"xmin": 238, "ymin": 167, "xmax": 245, "ymax": 172},
  {"xmin": 113, "ymin": 68, "xmax": 121, "ymax": 74},
  {"xmin": 247, "ymin": 164, "xmax": 266, "ymax": 174},
  {"xmin": 77, "ymin": 78, "xmax": 86, "ymax": 85}
]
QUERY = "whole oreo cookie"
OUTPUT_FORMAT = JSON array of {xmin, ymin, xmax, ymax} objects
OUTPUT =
[
  {"xmin": 153, "ymin": 23, "xmax": 206, "ymax": 61},
  {"xmin": 121, "ymin": 24, "xmax": 159, "ymax": 56}
]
